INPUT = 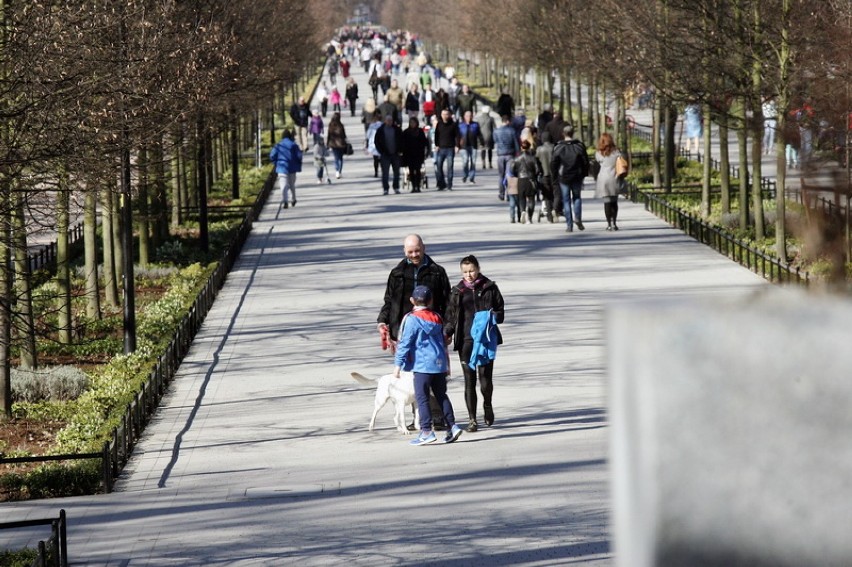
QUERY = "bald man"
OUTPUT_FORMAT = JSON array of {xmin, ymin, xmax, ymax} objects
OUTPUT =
[
  {"xmin": 378, "ymin": 234, "xmax": 451, "ymax": 342},
  {"xmin": 377, "ymin": 234, "xmax": 452, "ymax": 430}
]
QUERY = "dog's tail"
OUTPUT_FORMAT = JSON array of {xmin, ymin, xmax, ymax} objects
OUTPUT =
[{"xmin": 350, "ymin": 372, "xmax": 376, "ymax": 386}]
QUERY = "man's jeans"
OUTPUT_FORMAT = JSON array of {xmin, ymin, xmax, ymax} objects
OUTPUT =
[
  {"xmin": 434, "ymin": 147, "xmax": 455, "ymax": 190},
  {"xmin": 559, "ymin": 180, "xmax": 583, "ymax": 230},
  {"xmin": 461, "ymin": 147, "xmax": 476, "ymax": 181},
  {"xmin": 380, "ymin": 154, "xmax": 401, "ymax": 192},
  {"xmin": 497, "ymin": 154, "xmax": 513, "ymax": 199}
]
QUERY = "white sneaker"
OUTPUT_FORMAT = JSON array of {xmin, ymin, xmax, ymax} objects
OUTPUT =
[
  {"xmin": 335, "ymin": 171, "xmax": 341, "ymax": 179},
  {"xmin": 520, "ymin": 212, "xmax": 527, "ymax": 224}
]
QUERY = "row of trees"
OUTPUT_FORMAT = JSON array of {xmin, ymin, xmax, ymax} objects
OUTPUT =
[
  {"xmin": 0, "ymin": 0, "xmax": 350, "ymax": 418},
  {"xmin": 378, "ymin": 0, "xmax": 851, "ymax": 262}
]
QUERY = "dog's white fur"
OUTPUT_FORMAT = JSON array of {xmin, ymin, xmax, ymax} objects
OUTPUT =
[{"xmin": 351, "ymin": 371, "xmax": 418, "ymax": 435}]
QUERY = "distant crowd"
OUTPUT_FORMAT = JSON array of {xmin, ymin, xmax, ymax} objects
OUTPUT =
[{"xmin": 270, "ymin": 26, "xmax": 632, "ymax": 233}]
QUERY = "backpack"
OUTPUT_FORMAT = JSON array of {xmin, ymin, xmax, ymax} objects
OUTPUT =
[{"xmin": 556, "ymin": 140, "xmax": 589, "ymax": 179}]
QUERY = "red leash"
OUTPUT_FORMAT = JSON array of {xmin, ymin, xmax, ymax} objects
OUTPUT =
[{"xmin": 379, "ymin": 325, "xmax": 396, "ymax": 353}]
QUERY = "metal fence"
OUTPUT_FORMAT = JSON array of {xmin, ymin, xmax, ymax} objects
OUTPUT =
[
  {"xmin": 0, "ymin": 509, "xmax": 68, "ymax": 567},
  {"xmin": 27, "ymin": 222, "xmax": 85, "ymax": 274},
  {"xmin": 625, "ymin": 181, "xmax": 809, "ymax": 286},
  {"xmin": 0, "ymin": 171, "xmax": 276, "ymax": 494}
]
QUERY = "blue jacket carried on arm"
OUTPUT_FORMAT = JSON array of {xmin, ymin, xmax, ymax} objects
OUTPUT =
[{"xmin": 468, "ymin": 309, "xmax": 499, "ymax": 369}]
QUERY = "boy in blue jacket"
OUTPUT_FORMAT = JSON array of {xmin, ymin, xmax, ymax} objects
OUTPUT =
[{"xmin": 393, "ymin": 285, "xmax": 463, "ymax": 446}]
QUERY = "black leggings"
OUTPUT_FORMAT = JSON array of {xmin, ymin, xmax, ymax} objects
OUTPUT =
[
  {"xmin": 460, "ymin": 341, "xmax": 494, "ymax": 421},
  {"xmin": 603, "ymin": 196, "xmax": 619, "ymax": 225}
]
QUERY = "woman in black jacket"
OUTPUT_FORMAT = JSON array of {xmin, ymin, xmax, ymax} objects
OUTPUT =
[
  {"xmin": 511, "ymin": 139, "xmax": 543, "ymax": 224},
  {"xmin": 444, "ymin": 255, "xmax": 505, "ymax": 432},
  {"xmin": 345, "ymin": 77, "xmax": 359, "ymax": 117},
  {"xmin": 400, "ymin": 117, "xmax": 429, "ymax": 192}
]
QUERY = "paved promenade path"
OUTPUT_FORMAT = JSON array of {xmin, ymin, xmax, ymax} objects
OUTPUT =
[{"xmin": 1, "ymin": 60, "xmax": 767, "ymax": 566}]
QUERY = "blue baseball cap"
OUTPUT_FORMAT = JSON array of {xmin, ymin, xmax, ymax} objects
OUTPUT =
[{"xmin": 412, "ymin": 285, "xmax": 432, "ymax": 303}]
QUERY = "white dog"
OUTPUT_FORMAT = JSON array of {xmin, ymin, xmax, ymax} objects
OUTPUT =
[{"xmin": 350, "ymin": 371, "xmax": 418, "ymax": 435}]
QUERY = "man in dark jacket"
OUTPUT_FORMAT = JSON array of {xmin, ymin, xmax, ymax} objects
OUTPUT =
[
  {"xmin": 536, "ymin": 103, "xmax": 554, "ymax": 136},
  {"xmin": 378, "ymin": 234, "xmax": 451, "ymax": 341},
  {"xmin": 378, "ymin": 98, "xmax": 400, "ymax": 126},
  {"xmin": 433, "ymin": 108, "xmax": 460, "ymax": 191},
  {"xmin": 456, "ymin": 84, "xmax": 477, "ymax": 118},
  {"xmin": 377, "ymin": 234, "xmax": 452, "ymax": 430},
  {"xmin": 544, "ymin": 112, "xmax": 567, "ymax": 148},
  {"xmin": 374, "ymin": 115, "xmax": 404, "ymax": 195},
  {"xmin": 289, "ymin": 96, "xmax": 310, "ymax": 150},
  {"xmin": 496, "ymin": 89, "xmax": 515, "ymax": 118},
  {"xmin": 550, "ymin": 123, "xmax": 589, "ymax": 233}
]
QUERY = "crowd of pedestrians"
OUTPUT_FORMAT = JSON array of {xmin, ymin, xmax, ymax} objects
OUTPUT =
[{"xmin": 271, "ymin": 25, "xmax": 633, "ymax": 235}]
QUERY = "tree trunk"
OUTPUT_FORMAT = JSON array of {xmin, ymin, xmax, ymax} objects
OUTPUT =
[
  {"xmin": 172, "ymin": 132, "xmax": 183, "ymax": 227},
  {"xmin": 120, "ymin": 139, "xmax": 137, "ymax": 354},
  {"xmin": 719, "ymin": 110, "xmax": 731, "ymax": 214},
  {"xmin": 586, "ymin": 80, "xmax": 595, "ymax": 144},
  {"xmin": 776, "ymin": 110, "xmax": 789, "ymax": 260},
  {"xmin": 735, "ymin": 99, "xmax": 749, "ymax": 229},
  {"xmin": 664, "ymin": 100, "xmax": 676, "ymax": 192},
  {"xmin": 615, "ymin": 94, "xmax": 626, "ymax": 151},
  {"xmin": 112, "ymin": 180, "xmax": 124, "ymax": 284},
  {"xmin": 12, "ymin": 189, "xmax": 36, "ymax": 369},
  {"xmin": 152, "ymin": 139, "xmax": 169, "ymax": 245},
  {"xmin": 702, "ymin": 102, "xmax": 712, "ymax": 217},
  {"xmin": 598, "ymin": 82, "xmax": 607, "ymax": 142},
  {"xmin": 574, "ymin": 74, "xmax": 583, "ymax": 140},
  {"xmin": 751, "ymin": 2, "xmax": 765, "ymax": 239},
  {"xmin": 0, "ymin": 187, "xmax": 10, "ymax": 419},
  {"xmin": 102, "ymin": 186, "xmax": 119, "ymax": 307},
  {"xmin": 751, "ymin": 100, "xmax": 765, "ymax": 239},
  {"xmin": 268, "ymin": 104, "xmax": 276, "ymax": 150},
  {"xmin": 83, "ymin": 186, "xmax": 101, "ymax": 321},
  {"xmin": 56, "ymin": 181, "xmax": 72, "ymax": 345},
  {"xmin": 197, "ymin": 113, "xmax": 210, "ymax": 252},
  {"xmin": 231, "ymin": 107, "xmax": 240, "ymax": 199},
  {"xmin": 137, "ymin": 146, "xmax": 150, "ymax": 267},
  {"xmin": 547, "ymin": 68, "xmax": 555, "ymax": 109},
  {"xmin": 775, "ymin": 0, "xmax": 792, "ymax": 261},
  {"xmin": 653, "ymin": 96, "xmax": 662, "ymax": 188}
]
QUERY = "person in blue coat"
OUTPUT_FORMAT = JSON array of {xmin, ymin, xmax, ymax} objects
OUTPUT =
[
  {"xmin": 393, "ymin": 285, "xmax": 463, "ymax": 446},
  {"xmin": 444, "ymin": 255, "xmax": 505, "ymax": 432},
  {"xmin": 269, "ymin": 129, "xmax": 303, "ymax": 209}
]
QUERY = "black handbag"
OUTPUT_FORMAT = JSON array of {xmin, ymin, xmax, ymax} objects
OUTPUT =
[
  {"xmin": 344, "ymin": 142, "xmax": 354, "ymax": 156},
  {"xmin": 589, "ymin": 158, "xmax": 601, "ymax": 180}
]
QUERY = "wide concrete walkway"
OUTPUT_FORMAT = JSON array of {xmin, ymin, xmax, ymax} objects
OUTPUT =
[{"xmin": 1, "ymin": 59, "xmax": 767, "ymax": 566}]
